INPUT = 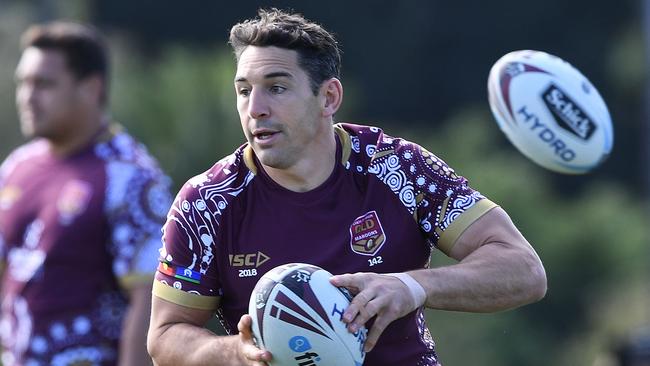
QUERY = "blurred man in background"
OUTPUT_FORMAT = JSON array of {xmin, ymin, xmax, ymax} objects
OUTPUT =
[
  {"xmin": 147, "ymin": 8, "xmax": 546, "ymax": 366},
  {"xmin": 0, "ymin": 22, "xmax": 171, "ymax": 365}
]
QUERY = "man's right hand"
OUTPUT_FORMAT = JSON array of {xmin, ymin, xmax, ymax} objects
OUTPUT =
[
  {"xmin": 148, "ymin": 295, "xmax": 273, "ymax": 366},
  {"xmin": 236, "ymin": 314, "xmax": 273, "ymax": 365}
]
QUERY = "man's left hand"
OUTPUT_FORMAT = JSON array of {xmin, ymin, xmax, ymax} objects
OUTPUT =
[{"xmin": 329, "ymin": 272, "xmax": 420, "ymax": 352}]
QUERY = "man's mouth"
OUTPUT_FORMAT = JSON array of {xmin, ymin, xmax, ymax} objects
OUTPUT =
[
  {"xmin": 255, "ymin": 132, "xmax": 275, "ymax": 140},
  {"xmin": 252, "ymin": 128, "xmax": 280, "ymax": 142}
]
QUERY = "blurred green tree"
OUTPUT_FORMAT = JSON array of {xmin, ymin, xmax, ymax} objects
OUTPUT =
[{"xmin": 110, "ymin": 42, "xmax": 243, "ymax": 188}]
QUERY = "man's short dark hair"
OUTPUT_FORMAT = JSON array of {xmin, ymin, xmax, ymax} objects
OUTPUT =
[
  {"xmin": 229, "ymin": 8, "xmax": 341, "ymax": 95},
  {"xmin": 20, "ymin": 21, "xmax": 110, "ymax": 105}
]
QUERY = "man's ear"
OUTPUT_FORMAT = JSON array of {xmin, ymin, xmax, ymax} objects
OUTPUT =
[
  {"xmin": 77, "ymin": 74, "xmax": 104, "ymax": 107},
  {"xmin": 321, "ymin": 78, "xmax": 343, "ymax": 118}
]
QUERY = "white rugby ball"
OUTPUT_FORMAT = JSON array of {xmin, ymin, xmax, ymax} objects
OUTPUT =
[
  {"xmin": 248, "ymin": 263, "xmax": 366, "ymax": 366},
  {"xmin": 487, "ymin": 50, "xmax": 613, "ymax": 174}
]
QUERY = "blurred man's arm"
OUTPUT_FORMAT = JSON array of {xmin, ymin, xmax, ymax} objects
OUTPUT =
[
  {"xmin": 147, "ymin": 294, "xmax": 271, "ymax": 366},
  {"xmin": 331, "ymin": 206, "xmax": 547, "ymax": 351},
  {"xmin": 119, "ymin": 282, "xmax": 154, "ymax": 366}
]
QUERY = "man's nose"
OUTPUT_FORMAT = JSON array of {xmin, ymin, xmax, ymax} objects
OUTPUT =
[
  {"xmin": 16, "ymin": 83, "xmax": 36, "ymax": 107},
  {"xmin": 248, "ymin": 88, "xmax": 270, "ymax": 119}
]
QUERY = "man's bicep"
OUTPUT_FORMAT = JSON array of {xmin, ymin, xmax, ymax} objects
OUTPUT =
[{"xmin": 447, "ymin": 206, "xmax": 529, "ymax": 261}]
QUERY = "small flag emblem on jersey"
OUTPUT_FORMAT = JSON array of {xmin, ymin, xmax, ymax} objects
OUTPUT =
[
  {"xmin": 157, "ymin": 262, "xmax": 202, "ymax": 284},
  {"xmin": 157, "ymin": 262, "xmax": 175, "ymax": 277},
  {"xmin": 349, "ymin": 210, "xmax": 386, "ymax": 256},
  {"xmin": 175, "ymin": 266, "xmax": 201, "ymax": 284}
]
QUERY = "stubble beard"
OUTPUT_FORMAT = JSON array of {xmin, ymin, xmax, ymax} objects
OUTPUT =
[{"xmin": 256, "ymin": 147, "xmax": 296, "ymax": 170}]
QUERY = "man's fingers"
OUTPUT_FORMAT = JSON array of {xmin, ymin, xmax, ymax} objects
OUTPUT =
[
  {"xmin": 241, "ymin": 343, "xmax": 272, "ymax": 363},
  {"xmin": 237, "ymin": 314, "xmax": 254, "ymax": 339},
  {"xmin": 343, "ymin": 289, "xmax": 375, "ymax": 325},
  {"xmin": 347, "ymin": 295, "xmax": 382, "ymax": 332},
  {"xmin": 330, "ymin": 273, "xmax": 361, "ymax": 294},
  {"xmin": 332, "ymin": 271, "xmax": 416, "ymax": 351},
  {"xmin": 237, "ymin": 314, "xmax": 273, "ymax": 363},
  {"xmin": 364, "ymin": 314, "xmax": 391, "ymax": 352}
]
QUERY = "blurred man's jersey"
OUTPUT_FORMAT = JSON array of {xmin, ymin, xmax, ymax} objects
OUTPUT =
[{"xmin": 0, "ymin": 125, "xmax": 171, "ymax": 366}]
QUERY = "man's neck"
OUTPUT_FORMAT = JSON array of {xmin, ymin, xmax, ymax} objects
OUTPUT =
[
  {"xmin": 48, "ymin": 112, "xmax": 108, "ymax": 157},
  {"xmin": 263, "ymin": 128, "xmax": 337, "ymax": 193}
]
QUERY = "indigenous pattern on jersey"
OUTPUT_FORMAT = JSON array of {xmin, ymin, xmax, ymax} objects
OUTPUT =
[
  {"xmin": 0, "ymin": 125, "xmax": 172, "ymax": 366},
  {"xmin": 154, "ymin": 123, "xmax": 496, "ymax": 366}
]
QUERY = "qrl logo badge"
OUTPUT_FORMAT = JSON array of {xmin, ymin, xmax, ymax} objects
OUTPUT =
[
  {"xmin": 57, "ymin": 180, "xmax": 92, "ymax": 225},
  {"xmin": 349, "ymin": 211, "xmax": 386, "ymax": 256}
]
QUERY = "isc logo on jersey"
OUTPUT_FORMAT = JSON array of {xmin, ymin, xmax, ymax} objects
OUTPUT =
[
  {"xmin": 229, "ymin": 251, "xmax": 270, "ymax": 267},
  {"xmin": 229, "ymin": 251, "xmax": 270, "ymax": 277},
  {"xmin": 487, "ymin": 50, "xmax": 613, "ymax": 174}
]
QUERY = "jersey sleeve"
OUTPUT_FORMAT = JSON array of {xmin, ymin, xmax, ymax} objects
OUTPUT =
[
  {"xmin": 105, "ymin": 162, "xmax": 173, "ymax": 289},
  {"xmin": 0, "ymin": 144, "xmax": 42, "ymax": 271},
  {"xmin": 404, "ymin": 143, "xmax": 497, "ymax": 254},
  {"xmin": 342, "ymin": 123, "xmax": 498, "ymax": 256},
  {"xmin": 152, "ymin": 175, "xmax": 222, "ymax": 311}
]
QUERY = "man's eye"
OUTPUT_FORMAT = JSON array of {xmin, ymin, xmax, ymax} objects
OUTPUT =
[
  {"xmin": 238, "ymin": 88, "xmax": 250, "ymax": 96},
  {"xmin": 35, "ymin": 79, "xmax": 56, "ymax": 89},
  {"xmin": 270, "ymin": 85, "xmax": 286, "ymax": 94}
]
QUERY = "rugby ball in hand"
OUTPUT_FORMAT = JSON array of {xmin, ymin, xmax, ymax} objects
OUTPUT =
[
  {"xmin": 248, "ymin": 263, "xmax": 366, "ymax": 366},
  {"xmin": 487, "ymin": 50, "xmax": 613, "ymax": 174}
]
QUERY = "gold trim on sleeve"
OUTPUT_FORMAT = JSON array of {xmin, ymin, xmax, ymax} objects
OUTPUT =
[
  {"xmin": 437, "ymin": 199, "xmax": 498, "ymax": 255},
  {"xmin": 152, "ymin": 280, "xmax": 220, "ymax": 310}
]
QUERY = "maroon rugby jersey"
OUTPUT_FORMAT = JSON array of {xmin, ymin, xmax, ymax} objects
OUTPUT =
[
  {"xmin": 0, "ymin": 125, "xmax": 172, "ymax": 366},
  {"xmin": 154, "ymin": 123, "xmax": 496, "ymax": 366}
]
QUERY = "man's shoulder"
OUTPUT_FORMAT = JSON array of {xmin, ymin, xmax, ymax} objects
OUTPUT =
[
  {"xmin": 3, "ymin": 139, "xmax": 49, "ymax": 161},
  {"xmin": 336, "ymin": 122, "xmax": 421, "ymax": 167},
  {"xmin": 94, "ymin": 125, "xmax": 164, "ymax": 174},
  {"xmin": 337, "ymin": 122, "xmax": 464, "ymax": 187},
  {"xmin": 175, "ymin": 144, "xmax": 254, "ymax": 203},
  {"xmin": 0, "ymin": 140, "xmax": 49, "ymax": 178}
]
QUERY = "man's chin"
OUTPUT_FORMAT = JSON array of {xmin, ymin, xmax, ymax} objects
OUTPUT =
[
  {"xmin": 20, "ymin": 125, "xmax": 36, "ymax": 139},
  {"xmin": 256, "ymin": 151, "xmax": 292, "ymax": 170},
  {"xmin": 20, "ymin": 123, "xmax": 48, "ymax": 140}
]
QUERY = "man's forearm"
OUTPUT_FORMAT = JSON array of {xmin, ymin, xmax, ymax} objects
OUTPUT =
[
  {"xmin": 412, "ymin": 242, "xmax": 546, "ymax": 312},
  {"xmin": 149, "ymin": 323, "xmax": 241, "ymax": 366}
]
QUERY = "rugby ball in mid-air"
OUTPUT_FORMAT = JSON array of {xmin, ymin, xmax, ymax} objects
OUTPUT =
[
  {"xmin": 248, "ymin": 263, "xmax": 366, "ymax": 366},
  {"xmin": 487, "ymin": 50, "xmax": 613, "ymax": 174}
]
